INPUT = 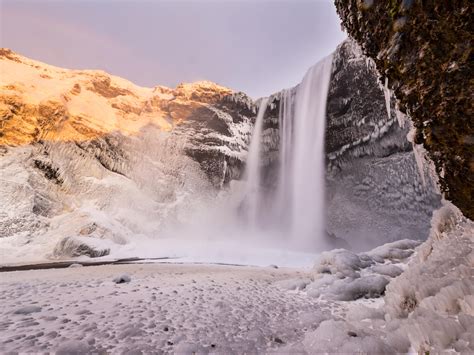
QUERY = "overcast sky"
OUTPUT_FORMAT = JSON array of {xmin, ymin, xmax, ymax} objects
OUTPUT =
[{"xmin": 1, "ymin": 0, "xmax": 346, "ymax": 98}]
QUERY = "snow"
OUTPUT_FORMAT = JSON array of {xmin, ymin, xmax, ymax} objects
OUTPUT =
[
  {"xmin": 0, "ymin": 126, "xmax": 217, "ymax": 264},
  {"xmin": 367, "ymin": 239, "xmax": 421, "ymax": 261},
  {"xmin": 328, "ymin": 275, "xmax": 390, "ymax": 301},
  {"xmin": 304, "ymin": 238, "xmax": 422, "ymax": 303},
  {"xmin": 302, "ymin": 319, "xmax": 393, "ymax": 354},
  {"xmin": 13, "ymin": 306, "xmax": 42, "ymax": 315},
  {"xmin": 371, "ymin": 264, "xmax": 404, "ymax": 277},
  {"xmin": 1, "ymin": 46, "xmax": 471, "ymax": 354},
  {"xmin": 0, "ymin": 203, "xmax": 472, "ymax": 353},
  {"xmin": 305, "ymin": 207, "xmax": 472, "ymax": 353},
  {"xmin": 0, "ymin": 264, "xmax": 332, "ymax": 353},
  {"xmin": 0, "ymin": 50, "xmax": 174, "ymax": 139}
]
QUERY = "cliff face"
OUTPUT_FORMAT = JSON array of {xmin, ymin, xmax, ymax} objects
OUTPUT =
[
  {"xmin": 0, "ymin": 49, "xmax": 256, "ymax": 187},
  {"xmin": 325, "ymin": 39, "xmax": 440, "ymax": 248},
  {"xmin": 262, "ymin": 39, "xmax": 440, "ymax": 248},
  {"xmin": 0, "ymin": 49, "xmax": 256, "ymax": 260},
  {"xmin": 334, "ymin": 1, "xmax": 473, "ymax": 219}
]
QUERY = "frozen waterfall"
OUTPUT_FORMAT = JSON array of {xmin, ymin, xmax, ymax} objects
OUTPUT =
[{"xmin": 243, "ymin": 55, "xmax": 333, "ymax": 251}]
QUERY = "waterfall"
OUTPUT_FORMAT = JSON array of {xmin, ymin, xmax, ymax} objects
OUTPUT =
[
  {"xmin": 242, "ymin": 55, "xmax": 333, "ymax": 251},
  {"xmin": 288, "ymin": 54, "xmax": 333, "ymax": 248},
  {"xmin": 243, "ymin": 97, "xmax": 269, "ymax": 229},
  {"xmin": 275, "ymin": 88, "xmax": 294, "ymax": 222}
]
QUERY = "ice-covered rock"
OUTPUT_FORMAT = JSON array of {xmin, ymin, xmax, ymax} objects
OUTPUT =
[
  {"xmin": 277, "ymin": 204, "xmax": 473, "ymax": 353},
  {"xmin": 259, "ymin": 38, "xmax": 440, "ymax": 250},
  {"xmin": 367, "ymin": 239, "xmax": 420, "ymax": 261},
  {"xmin": 370, "ymin": 264, "xmax": 403, "ymax": 278},
  {"xmin": 307, "ymin": 237, "xmax": 421, "ymax": 301},
  {"xmin": 384, "ymin": 203, "xmax": 473, "ymax": 321},
  {"xmin": 113, "ymin": 274, "xmax": 131, "ymax": 284},
  {"xmin": 307, "ymin": 273, "xmax": 389, "ymax": 301},
  {"xmin": 324, "ymin": 39, "xmax": 440, "ymax": 249},
  {"xmin": 52, "ymin": 236, "xmax": 110, "ymax": 258},
  {"xmin": 314, "ymin": 248, "xmax": 374, "ymax": 278},
  {"xmin": 329, "ymin": 275, "xmax": 390, "ymax": 301}
]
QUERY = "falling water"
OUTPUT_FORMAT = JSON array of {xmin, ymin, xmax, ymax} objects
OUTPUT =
[
  {"xmin": 289, "ymin": 54, "xmax": 333, "ymax": 248},
  {"xmin": 242, "ymin": 55, "xmax": 333, "ymax": 250},
  {"xmin": 243, "ymin": 97, "xmax": 269, "ymax": 228},
  {"xmin": 275, "ymin": 88, "xmax": 294, "ymax": 222}
]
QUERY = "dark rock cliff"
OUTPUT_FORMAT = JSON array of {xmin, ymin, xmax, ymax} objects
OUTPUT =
[
  {"xmin": 334, "ymin": 0, "xmax": 473, "ymax": 219},
  {"xmin": 176, "ymin": 92, "xmax": 256, "ymax": 187}
]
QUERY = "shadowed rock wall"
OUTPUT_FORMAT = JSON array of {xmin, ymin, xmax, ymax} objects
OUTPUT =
[{"xmin": 334, "ymin": 0, "xmax": 473, "ymax": 219}]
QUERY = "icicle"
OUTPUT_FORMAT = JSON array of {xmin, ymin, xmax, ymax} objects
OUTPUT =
[
  {"xmin": 383, "ymin": 77, "xmax": 391, "ymax": 120},
  {"xmin": 407, "ymin": 127, "xmax": 427, "ymax": 187}
]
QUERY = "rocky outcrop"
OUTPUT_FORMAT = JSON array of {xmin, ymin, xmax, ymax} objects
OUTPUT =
[
  {"xmin": 52, "ymin": 236, "xmax": 110, "ymax": 258},
  {"xmin": 0, "ymin": 49, "xmax": 256, "ymax": 187},
  {"xmin": 334, "ymin": 1, "xmax": 473, "ymax": 219},
  {"xmin": 176, "ymin": 91, "xmax": 256, "ymax": 186}
]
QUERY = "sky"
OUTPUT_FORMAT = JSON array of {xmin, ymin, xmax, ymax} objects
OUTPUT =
[{"xmin": 1, "ymin": 0, "xmax": 346, "ymax": 98}]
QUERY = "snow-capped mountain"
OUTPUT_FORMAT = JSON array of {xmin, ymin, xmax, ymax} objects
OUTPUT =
[{"xmin": 0, "ymin": 49, "xmax": 256, "ymax": 262}]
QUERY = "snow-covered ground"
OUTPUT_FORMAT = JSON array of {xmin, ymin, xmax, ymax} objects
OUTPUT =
[
  {"xmin": 0, "ymin": 263, "xmax": 332, "ymax": 354},
  {"xmin": 2, "ymin": 203, "xmax": 471, "ymax": 354},
  {"xmin": 0, "ymin": 262, "xmax": 390, "ymax": 354}
]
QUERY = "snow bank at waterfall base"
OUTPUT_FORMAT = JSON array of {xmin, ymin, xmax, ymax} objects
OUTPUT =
[{"xmin": 301, "ymin": 201, "xmax": 474, "ymax": 354}]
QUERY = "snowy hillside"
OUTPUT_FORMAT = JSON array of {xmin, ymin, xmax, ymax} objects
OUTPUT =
[{"xmin": 0, "ymin": 49, "xmax": 256, "ymax": 263}]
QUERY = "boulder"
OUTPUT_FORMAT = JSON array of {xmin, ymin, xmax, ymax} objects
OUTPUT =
[{"xmin": 52, "ymin": 236, "xmax": 110, "ymax": 258}]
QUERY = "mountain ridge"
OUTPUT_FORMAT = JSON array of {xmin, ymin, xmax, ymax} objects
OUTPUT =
[{"xmin": 0, "ymin": 48, "xmax": 241, "ymax": 146}]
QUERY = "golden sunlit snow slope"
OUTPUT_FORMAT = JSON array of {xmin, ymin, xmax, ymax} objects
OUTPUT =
[{"xmin": 0, "ymin": 48, "xmax": 233, "ymax": 145}]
